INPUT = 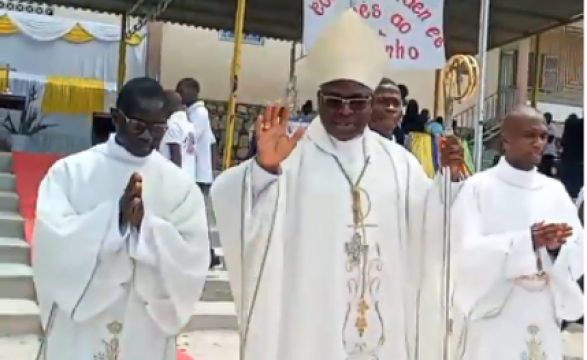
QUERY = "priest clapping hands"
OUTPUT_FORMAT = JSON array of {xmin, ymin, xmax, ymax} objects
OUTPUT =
[{"xmin": 255, "ymin": 105, "xmax": 305, "ymax": 173}]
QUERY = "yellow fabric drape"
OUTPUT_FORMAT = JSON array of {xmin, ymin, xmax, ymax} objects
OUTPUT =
[
  {"xmin": 0, "ymin": 15, "xmax": 143, "ymax": 45},
  {"xmin": 410, "ymin": 132, "xmax": 436, "ymax": 178},
  {"xmin": 42, "ymin": 77, "xmax": 106, "ymax": 115},
  {"xmin": 0, "ymin": 14, "xmax": 17, "ymax": 35}
]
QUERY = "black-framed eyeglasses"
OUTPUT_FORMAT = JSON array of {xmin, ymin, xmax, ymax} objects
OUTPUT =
[
  {"xmin": 113, "ymin": 108, "xmax": 168, "ymax": 137},
  {"xmin": 319, "ymin": 93, "xmax": 372, "ymax": 112}
]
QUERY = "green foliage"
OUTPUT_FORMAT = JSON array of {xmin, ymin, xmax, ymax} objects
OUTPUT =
[{"xmin": 1, "ymin": 86, "xmax": 57, "ymax": 136}]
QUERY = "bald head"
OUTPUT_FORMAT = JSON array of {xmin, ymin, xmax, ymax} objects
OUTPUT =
[
  {"xmin": 502, "ymin": 106, "xmax": 544, "ymax": 133},
  {"xmin": 501, "ymin": 106, "xmax": 548, "ymax": 170}
]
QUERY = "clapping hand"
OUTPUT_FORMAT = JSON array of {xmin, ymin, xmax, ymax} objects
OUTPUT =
[
  {"xmin": 256, "ymin": 102, "xmax": 305, "ymax": 173},
  {"xmin": 531, "ymin": 222, "xmax": 573, "ymax": 250}
]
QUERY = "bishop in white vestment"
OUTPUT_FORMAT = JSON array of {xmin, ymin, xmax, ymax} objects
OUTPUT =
[
  {"xmin": 33, "ymin": 78, "xmax": 211, "ymax": 360},
  {"xmin": 450, "ymin": 109, "xmax": 584, "ymax": 360},
  {"xmin": 211, "ymin": 11, "xmax": 465, "ymax": 360}
]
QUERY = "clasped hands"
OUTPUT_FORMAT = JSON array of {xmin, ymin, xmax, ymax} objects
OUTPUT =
[
  {"xmin": 119, "ymin": 172, "xmax": 144, "ymax": 230},
  {"xmin": 531, "ymin": 221, "xmax": 573, "ymax": 251}
]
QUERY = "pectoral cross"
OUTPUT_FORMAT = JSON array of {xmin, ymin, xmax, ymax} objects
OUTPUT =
[{"xmin": 345, "ymin": 187, "xmax": 377, "ymax": 265}]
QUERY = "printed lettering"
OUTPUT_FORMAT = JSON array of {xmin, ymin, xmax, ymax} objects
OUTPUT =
[
  {"xmin": 309, "ymin": 1, "xmax": 324, "ymax": 15},
  {"xmin": 385, "ymin": 39, "xmax": 420, "ymax": 60},
  {"xmin": 390, "ymin": 13, "xmax": 412, "ymax": 34},
  {"xmin": 425, "ymin": 26, "xmax": 444, "ymax": 48},
  {"xmin": 352, "ymin": 2, "xmax": 383, "ymax": 20},
  {"xmin": 397, "ymin": 0, "xmax": 432, "ymax": 21},
  {"xmin": 372, "ymin": 3, "xmax": 382, "ymax": 18}
]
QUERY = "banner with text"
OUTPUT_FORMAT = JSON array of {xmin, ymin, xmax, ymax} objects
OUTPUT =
[{"xmin": 303, "ymin": 0, "xmax": 446, "ymax": 69}]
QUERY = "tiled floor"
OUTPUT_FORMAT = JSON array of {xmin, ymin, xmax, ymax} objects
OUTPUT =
[{"xmin": 0, "ymin": 330, "xmax": 582, "ymax": 360}]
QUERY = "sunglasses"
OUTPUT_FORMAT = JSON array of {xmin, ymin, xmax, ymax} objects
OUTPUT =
[
  {"xmin": 319, "ymin": 93, "xmax": 372, "ymax": 112},
  {"xmin": 114, "ymin": 108, "xmax": 168, "ymax": 137}
]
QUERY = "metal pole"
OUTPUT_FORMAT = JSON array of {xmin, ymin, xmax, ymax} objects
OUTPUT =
[
  {"xmin": 223, "ymin": 0, "xmax": 247, "ymax": 169},
  {"xmin": 472, "ymin": 0, "xmax": 491, "ymax": 171},
  {"xmin": 116, "ymin": 14, "xmax": 128, "ymax": 92}
]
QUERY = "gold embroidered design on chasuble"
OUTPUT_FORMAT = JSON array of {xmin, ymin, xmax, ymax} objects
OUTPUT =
[
  {"xmin": 343, "ymin": 186, "xmax": 385, "ymax": 358},
  {"xmin": 93, "ymin": 321, "xmax": 123, "ymax": 360},
  {"xmin": 520, "ymin": 325, "xmax": 546, "ymax": 360}
]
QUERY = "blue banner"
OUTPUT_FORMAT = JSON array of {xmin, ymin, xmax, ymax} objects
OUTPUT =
[{"xmin": 218, "ymin": 30, "xmax": 265, "ymax": 46}]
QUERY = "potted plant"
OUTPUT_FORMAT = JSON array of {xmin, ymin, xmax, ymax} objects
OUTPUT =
[{"xmin": 1, "ymin": 86, "xmax": 57, "ymax": 151}]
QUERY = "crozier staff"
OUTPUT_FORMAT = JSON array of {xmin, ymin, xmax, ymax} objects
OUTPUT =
[{"xmin": 212, "ymin": 10, "xmax": 466, "ymax": 360}]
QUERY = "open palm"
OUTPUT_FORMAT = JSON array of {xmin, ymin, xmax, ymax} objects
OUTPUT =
[{"xmin": 256, "ymin": 105, "xmax": 305, "ymax": 172}]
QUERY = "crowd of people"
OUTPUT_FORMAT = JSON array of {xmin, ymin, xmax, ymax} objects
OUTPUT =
[
  {"xmin": 537, "ymin": 112, "xmax": 585, "ymax": 199},
  {"xmin": 27, "ymin": 10, "xmax": 582, "ymax": 360}
]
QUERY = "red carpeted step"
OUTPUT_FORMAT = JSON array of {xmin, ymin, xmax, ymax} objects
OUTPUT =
[{"xmin": 12, "ymin": 152, "xmax": 61, "ymax": 244}]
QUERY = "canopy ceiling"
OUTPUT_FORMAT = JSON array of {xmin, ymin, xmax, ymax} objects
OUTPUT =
[{"xmin": 44, "ymin": 0, "xmax": 583, "ymax": 57}]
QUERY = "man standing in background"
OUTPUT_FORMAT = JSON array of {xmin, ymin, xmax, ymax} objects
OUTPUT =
[
  {"xmin": 369, "ymin": 78, "xmax": 403, "ymax": 141},
  {"xmin": 159, "ymin": 90, "xmax": 196, "ymax": 174},
  {"xmin": 176, "ymin": 78, "xmax": 221, "ymax": 268},
  {"xmin": 176, "ymin": 78, "xmax": 217, "ymax": 195}
]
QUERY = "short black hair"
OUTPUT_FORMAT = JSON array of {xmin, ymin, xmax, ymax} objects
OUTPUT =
[
  {"xmin": 163, "ymin": 90, "xmax": 182, "ymax": 112},
  {"xmin": 116, "ymin": 77, "xmax": 165, "ymax": 115},
  {"xmin": 176, "ymin": 77, "xmax": 200, "ymax": 93},
  {"xmin": 398, "ymin": 84, "xmax": 409, "ymax": 100},
  {"xmin": 379, "ymin": 78, "xmax": 397, "ymax": 87}
]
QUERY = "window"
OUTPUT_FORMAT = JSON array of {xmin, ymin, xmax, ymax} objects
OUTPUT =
[{"xmin": 527, "ymin": 52, "xmax": 559, "ymax": 93}]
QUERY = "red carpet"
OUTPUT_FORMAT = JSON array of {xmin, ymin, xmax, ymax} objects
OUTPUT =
[
  {"xmin": 12, "ymin": 152, "xmax": 61, "ymax": 245},
  {"xmin": 12, "ymin": 152, "xmax": 199, "ymax": 360}
]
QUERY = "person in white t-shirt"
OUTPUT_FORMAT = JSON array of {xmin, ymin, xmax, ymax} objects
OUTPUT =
[
  {"xmin": 539, "ymin": 112, "xmax": 558, "ymax": 177},
  {"xmin": 159, "ymin": 90, "xmax": 196, "ymax": 177},
  {"xmin": 176, "ymin": 78, "xmax": 217, "ymax": 195},
  {"xmin": 176, "ymin": 78, "xmax": 221, "ymax": 269}
]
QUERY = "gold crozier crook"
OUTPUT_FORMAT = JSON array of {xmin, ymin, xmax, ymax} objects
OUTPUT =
[{"xmin": 438, "ymin": 54, "xmax": 479, "ymax": 360}]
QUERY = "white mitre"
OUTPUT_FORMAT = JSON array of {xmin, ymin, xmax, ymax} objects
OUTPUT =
[{"xmin": 303, "ymin": 9, "xmax": 389, "ymax": 90}]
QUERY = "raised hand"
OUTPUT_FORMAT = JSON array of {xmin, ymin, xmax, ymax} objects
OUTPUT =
[{"xmin": 256, "ymin": 103, "xmax": 305, "ymax": 173}]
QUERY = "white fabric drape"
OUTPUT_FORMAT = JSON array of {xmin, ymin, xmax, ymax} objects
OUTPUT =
[
  {"xmin": 1, "ymin": 10, "xmax": 141, "ymax": 42},
  {"xmin": 0, "ymin": 11, "xmax": 146, "ymax": 82}
]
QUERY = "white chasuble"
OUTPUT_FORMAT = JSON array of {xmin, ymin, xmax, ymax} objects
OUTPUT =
[
  {"xmin": 211, "ymin": 119, "xmax": 462, "ymax": 360},
  {"xmin": 450, "ymin": 159, "xmax": 584, "ymax": 360},
  {"xmin": 32, "ymin": 138, "xmax": 211, "ymax": 360}
]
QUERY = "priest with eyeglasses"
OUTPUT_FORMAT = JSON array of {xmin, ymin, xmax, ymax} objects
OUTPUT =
[
  {"xmin": 211, "ymin": 10, "xmax": 466, "ymax": 360},
  {"xmin": 32, "ymin": 77, "xmax": 210, "ymax": 360}
]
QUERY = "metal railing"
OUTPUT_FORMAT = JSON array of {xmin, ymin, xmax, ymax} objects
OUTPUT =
[
  {"xmin": 453, "ymin": 87, "xmax": 518, "ymax": 169},
  {"xmin": 454, "ymin": 87, "xmax": 517, "ymax": 138}
]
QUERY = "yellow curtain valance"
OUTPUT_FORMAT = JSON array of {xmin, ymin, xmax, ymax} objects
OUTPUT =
[
  {"xmin": 0, "ymin": 15, "xmax": 143, "ymax": 45},
  {"xmin": 42, "ymin": 77, "xmax": 106, "ymax": 115}
]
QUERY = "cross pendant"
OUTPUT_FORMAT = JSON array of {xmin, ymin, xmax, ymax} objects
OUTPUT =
[{"xmin": 345, "ymin": 233, "xmax": 369, "ymax": 265}]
